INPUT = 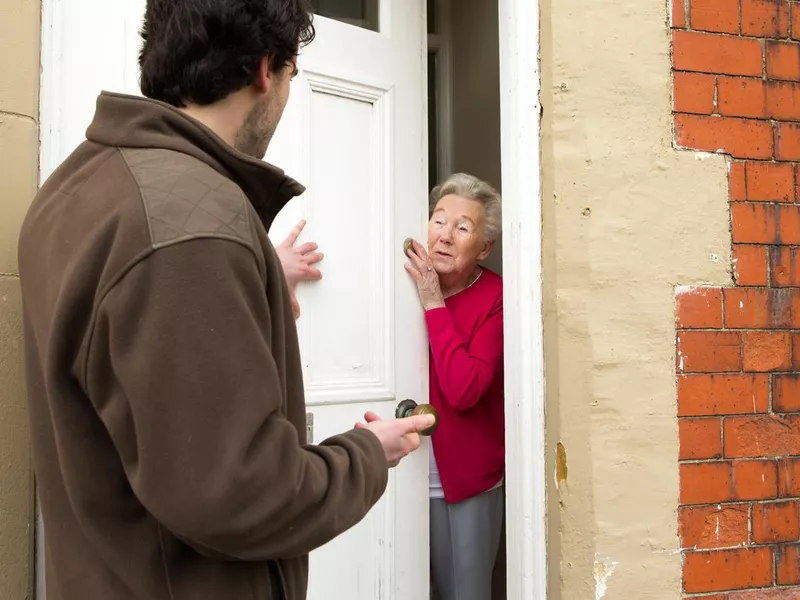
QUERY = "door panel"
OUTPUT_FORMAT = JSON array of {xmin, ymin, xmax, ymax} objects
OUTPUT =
[
  {"xmin": 40, "ymin": 2, "xmax": 430, "ymax": 599},
  {"xmin": 267, "ymin": 5, "xmax": 430, "ymax": 599}
]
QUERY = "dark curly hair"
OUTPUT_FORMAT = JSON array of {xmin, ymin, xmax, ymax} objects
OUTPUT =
[{"xmin": 139, "ymin": 0, "xmax": 315, "ymax": 107}]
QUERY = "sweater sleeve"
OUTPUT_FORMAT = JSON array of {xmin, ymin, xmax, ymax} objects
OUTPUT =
[
  {"xmin": 85, "ymin": 238, "xmax": 388, "ymax": 561},
  {"xmin": 424, "ymin": 293, "xmax": 504, "ymax": 412}
]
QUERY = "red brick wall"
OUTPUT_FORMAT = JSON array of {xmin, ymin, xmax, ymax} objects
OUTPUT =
[{"xmin": 673, "ymin": 0, "xmax": 800, "ymax": 596}]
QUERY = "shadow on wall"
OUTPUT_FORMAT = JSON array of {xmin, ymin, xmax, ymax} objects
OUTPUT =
[{"xmin": 539, "ymin": 0, "xmax": 595, "ymax": 583}]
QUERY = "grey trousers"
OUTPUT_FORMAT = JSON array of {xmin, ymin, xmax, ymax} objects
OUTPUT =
[{"xmin": 430, "ymin": 486, "xmax": 504, "ymax": 600}]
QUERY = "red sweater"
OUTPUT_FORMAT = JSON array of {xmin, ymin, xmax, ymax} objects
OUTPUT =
[{"xmin": 426, "ymin": 268, "xmax": 505, "ymax": 504}]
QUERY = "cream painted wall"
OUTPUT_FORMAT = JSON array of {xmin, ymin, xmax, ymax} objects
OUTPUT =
[
  {"xmin": 0, "ymin": 1, "xmax": 38, "ymax": 598},
  {"xmin": 447, "ymin": 0, "xmax": 503, "ymax": 275},
  {"xmin": 540, "ymin": 0, "xmax": 731, "ymax": 597}
]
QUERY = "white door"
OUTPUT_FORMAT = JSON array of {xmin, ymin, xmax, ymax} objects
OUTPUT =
[{"xmin": 39, "ymin": 2, "xmax": 431, "ymax": 599}]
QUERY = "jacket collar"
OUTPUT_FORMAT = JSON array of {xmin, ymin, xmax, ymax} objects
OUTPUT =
[{"xmin": 85, "ymin": 91, "xmax": 305, "ymax": 227}]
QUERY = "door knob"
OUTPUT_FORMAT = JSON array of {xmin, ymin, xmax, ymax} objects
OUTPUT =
[{"xmin": 395, "ymin": 399, "xmax": 439, "ymax": 436}]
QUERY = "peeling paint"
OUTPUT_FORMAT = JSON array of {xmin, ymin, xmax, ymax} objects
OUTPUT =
[
  {"xmin": 556, "ymin": 442, "xmax": 568, "ymax": 489},
  {"xmin": 593, "ymin": 556, "xmax": 619, "ymax": 600}
]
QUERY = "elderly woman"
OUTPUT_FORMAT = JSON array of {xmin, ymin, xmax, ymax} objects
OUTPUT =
[{"xmin": 404, "ymin": 173, "xmax": 505, "ymax": 600}]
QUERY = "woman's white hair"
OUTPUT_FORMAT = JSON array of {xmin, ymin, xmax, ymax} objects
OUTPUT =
[{"xmin": 429, "ymin": 173, "xmax": 502, "ymax": 243}]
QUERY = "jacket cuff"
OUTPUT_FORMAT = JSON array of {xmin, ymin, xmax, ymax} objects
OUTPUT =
[{"xmin": 348, "ymin": 427, "xmax": 390, "ymax": 503}]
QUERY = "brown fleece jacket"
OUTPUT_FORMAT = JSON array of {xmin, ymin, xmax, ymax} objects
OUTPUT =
[{"xmin": 18, "ymin": 91, "xmax": 389, "ymax": 600}]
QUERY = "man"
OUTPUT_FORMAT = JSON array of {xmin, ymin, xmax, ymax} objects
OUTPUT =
[{"xmin": 17, "ymin": 1, "xmax": 434, "ymax": 599}]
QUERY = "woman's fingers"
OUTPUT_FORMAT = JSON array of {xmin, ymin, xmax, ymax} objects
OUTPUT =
[
  {"xmin": 412, "ymin": 240, "xmax": 430, "ymax": 261},
  {"xmin": 406, "ymin": 246, "xmax": 428, "ymax": 271},
  {"xmin": 404, "ymin": 263, "xmax": 423, "ymax": 283}
]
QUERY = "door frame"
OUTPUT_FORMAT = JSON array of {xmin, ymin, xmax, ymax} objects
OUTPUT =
[
  {"xmin": 36, "ymin": 0, "xmax": 546, "ymax": 598},
  {"xmin": 497, "ymin": 0, "xmax": 547, "ymax": 598}
]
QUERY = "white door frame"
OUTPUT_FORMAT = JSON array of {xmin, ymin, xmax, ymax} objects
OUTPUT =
[
  {"xmin": 37, "ymin": 0, "xmax": 546, "ymax": 598},
  {"xmin": 497, "ymin": 0, "xmax": 547, "ymax": 597}
]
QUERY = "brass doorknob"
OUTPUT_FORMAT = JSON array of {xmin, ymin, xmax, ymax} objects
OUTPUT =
[{"xmin": 395, "ymin": 399, "xmax": 439, "ymax": 436}]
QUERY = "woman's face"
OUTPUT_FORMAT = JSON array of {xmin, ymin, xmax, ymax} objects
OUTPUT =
[{"xmin": 427, "ymin": 194, "xmax": 493, "ymax": 278}]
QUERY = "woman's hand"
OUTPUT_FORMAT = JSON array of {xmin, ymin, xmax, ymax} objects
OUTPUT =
[
  {"xmin": 275, "ymin": 220, "xmax": 323, "ymax": 318},
  {"xmin": 404, "ymin": 239, "xmax": 445, "ymax": 311}
]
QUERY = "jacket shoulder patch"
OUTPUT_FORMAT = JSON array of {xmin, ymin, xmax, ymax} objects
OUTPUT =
[{"xmin": 121, "ymin": 148, "xmax": 253, "ymax": 249}]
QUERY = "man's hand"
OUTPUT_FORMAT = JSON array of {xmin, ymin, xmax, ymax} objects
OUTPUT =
[
  {"xmin": 275, "ymin": 220, "xmax": 323, "ymax": 318},
  {"xmin": 355, "ymin": 410, "xmax": 435, "ymax": 467}
]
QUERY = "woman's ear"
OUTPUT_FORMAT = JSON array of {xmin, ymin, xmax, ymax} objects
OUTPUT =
[{"xmin": 478, "ymin": 240, "xmax": 495, "ymax": 261}]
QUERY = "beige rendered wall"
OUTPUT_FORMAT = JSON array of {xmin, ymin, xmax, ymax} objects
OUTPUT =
[
  {"xmin": 0, "ymin": 0, "xmax": 38, "ymax": 598},
  {"xmin": 540, "ymin": 0, "xmax": 730, "ymax": 597}
]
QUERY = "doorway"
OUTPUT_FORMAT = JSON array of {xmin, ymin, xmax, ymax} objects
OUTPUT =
[
  {"xmin": 36, "ymin": 0, "xmax": 545, "ymax": 598},
  {"xmin": 426, "ymin": 0, "xmax": 506, "ymax": 597}
]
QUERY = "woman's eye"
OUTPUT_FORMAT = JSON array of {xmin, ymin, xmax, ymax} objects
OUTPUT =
[{"xmin": 459, "ymin": 226, "xmax": 469, "ymax": 232}]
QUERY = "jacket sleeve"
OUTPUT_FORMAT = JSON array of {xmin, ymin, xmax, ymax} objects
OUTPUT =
[
  {"xmin": 85, "ymin": 238, "xmax": 389, "ymax": 561},
  {"xmin": 424, "ymin": 296, "xmax": 504, "ymax": 411}
]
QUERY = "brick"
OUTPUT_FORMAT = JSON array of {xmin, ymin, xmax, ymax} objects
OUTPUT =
[
  {"xmin": 672, "ymin": 0, "xmax": 686, "ymax": 27},
  {"xmin": 782, "ymin": 0, "xmax": 791, "ymax": 35},
  {"xmin": 676, "ymin": 115, "xmax": 773, "ymax": 159},
  {"xmin": 670, "ymin": 0, "xmax": 686, "ymax": 28},
  {"xmin": 730, "ymin": 161, "xmax": 748, "ymax": 200},
  {"xmin": 733, "ymin": 244, "xmax": 769, "ymax": 285},
  {"xmin": 743, "ymin": 0, "xmax": 790, "ymax": 37},
  {"xmin": 725, "ymin": 414, "xmax": 800, "ymax": 458},
  {"xmin": 793, "ymin": 3, "xmax": 800, "ymax": 41},
  {"xmin": 746, "ymin": 161, "xmax": 795, "ymax": 201},
  {"xmin": 691, "ymin": 0, "xmax": 740, "ymax": 33},
  {"xmin": 730, "ymin": 589, "xmax": 800, "ymax": 599},
  {"xmin": 678, "ymin": 374, "xmax": 770, "ymax": 416},
  {"xmin": 767, "ymin": 80, "xmax": 800, "ymax": 120},
  {"xmin": 673, "ymin": 30, "xmax": 765, "ymax": 76},
  {"xmin": 743, "ymin": 330, "xmax": 792, "ymax": 371},
  {"xmin": 732, "ymin": 459, "xmax": 779, "ymax": 499},
  {"xmin": 731, "ymin": 203, "xmax": 800, "ymax": 244},
  {"xmin": 718, "ymin": 76, "xmax": 767, "ymax": 119},
  {"xmin": 723, "ymin": 288, "xmax": 800, "ymax": 328},
  {"xmin": 680, "ymin": 417, "xmax": 723, "ymax": 460},
  {"xmin": 674, "ymin": 72, "xmax": 716, "ymax": 114},
  {"xmin": 794, "ymin": 332, "xmax": 800, "ymax": 369},
  {"xmin": 776, "ymin": 122, "xmax": 800, "ymax": 160},
  {"xmin": 775, "ymin": 374, "xmax": 800, "ymax": 412},
  {"xmin": 777, "ymin": 544, "xmax": 800, "ymax": 584},
  {"xmin": 771, "ymin": 246, "xmax": 800, "ymax": 287},
  {"xmin": 678, "ymin": 331, "xmax": 742, "ymax": 372},
  {"xmin": 778, "ymin": 457, "xmax": 800, "ymax": 496},
  {"xmin": 680, "ymin": 504, "xmax": 749, "ymax": 549},
  {"xmin": 768, "ymin": 41, "xmax": 800, "ymax": 81},
  {"xmin": 676, "ymin": 286, "xmax": 724, "ymax": 328},
  {"xmin": 753, "ymin": 501, "xmax": 800, "ymax": 543},
  {"xmin": 680, "ymin": 462, "xmax": 732, "ymax": 504},
  {"xmin": 683, "ymin": 547, "xmax": 773, "ymax": 593}
]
